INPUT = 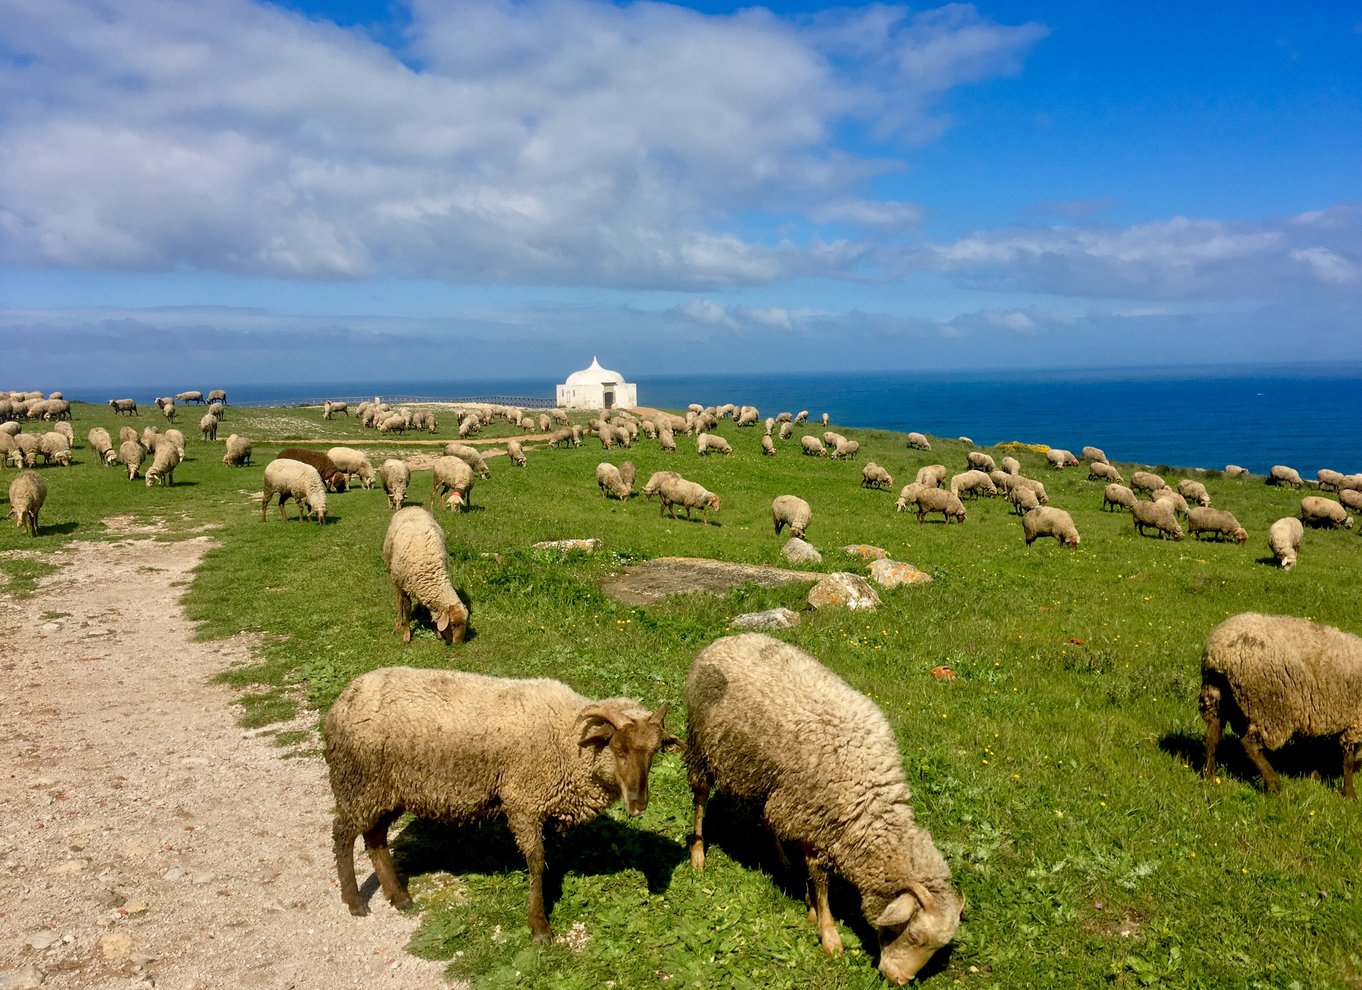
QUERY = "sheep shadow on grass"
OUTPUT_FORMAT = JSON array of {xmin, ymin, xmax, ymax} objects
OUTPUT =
[
  {"xmin": 694, "ymin": 793, "xmax": 955, "ymax": 980},
  {"xmin": 384, "ymin": 813, "xmax": 686, "ymax": 914},
  {"xmin": 1158, "ymin": 729, "xmax": 1349, "ymax": 793}
]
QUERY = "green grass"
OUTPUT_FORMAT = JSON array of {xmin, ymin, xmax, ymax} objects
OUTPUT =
[{"xmin": 3, "ymin": 401, "xmax": 1361, "ymax": 988}]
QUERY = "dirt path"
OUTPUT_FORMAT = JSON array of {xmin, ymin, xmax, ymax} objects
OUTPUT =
[{"xmin": 0, "ymin": 529, "xmax": 453, "ymax": 990}]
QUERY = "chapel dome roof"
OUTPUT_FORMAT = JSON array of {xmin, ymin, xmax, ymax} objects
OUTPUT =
[{"xmin": 564, "ymin": 356, "xmax": 624, "ymax": 386}]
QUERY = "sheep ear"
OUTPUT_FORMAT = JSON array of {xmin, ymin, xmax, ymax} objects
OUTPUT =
[{"xmin": 874, "ymin": 893, "xmax": 920, "ymax": 928}]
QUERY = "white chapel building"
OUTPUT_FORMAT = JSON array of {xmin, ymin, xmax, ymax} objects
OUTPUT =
[{"xmin": 556, "ymin": 357, "xmax": 637, "ymax": 411}]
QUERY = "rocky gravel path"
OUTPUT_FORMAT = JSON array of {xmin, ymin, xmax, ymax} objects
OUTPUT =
[{"xmin": 0, "ymin": 530, "xmax": 452, "ymax": 990}]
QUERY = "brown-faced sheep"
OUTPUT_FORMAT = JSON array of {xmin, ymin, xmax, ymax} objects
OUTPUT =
[
  {"xmin": 382, "ymin": 507, "xmax": 469, "ymax": 645},
  {"xmin": 772, "ymin": 495, "xmax": 812, "ymax": 539},
  {"xmin": 685, "ymin": 634, "xmax": 964, "ymax": 983},
  {"xmin": 1186, "ymin": 507, "xmax": 1247, "ymax": 543},
  {"xmin": 1022, "ymin": 506, "xmax": 1080, "ymax": 548},
  {"xmin": 1200, "ymin": 612, "xmax": 1362, "ymax": 798},
  {"xmin": 324, "ymin": 666, "xmax": 678, "ymax": 937},
  {"xmin": 1300, "ymin": 495, "xmax": 1354, "ymax": 530}
]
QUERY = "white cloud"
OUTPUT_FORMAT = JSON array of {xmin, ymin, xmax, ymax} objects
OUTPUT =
[
  {"xmin": 808, "ymin": 198, "xmax": 925, "ymax": 229},
  {"xmin": 0, "ymin": 0, "xmax": 1046, "ymax": 288}
]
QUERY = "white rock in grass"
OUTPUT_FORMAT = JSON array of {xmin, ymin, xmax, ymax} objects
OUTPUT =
[
  {"xmin": 730, "ymin": 608, "xmax": 802, "ymax": 631},
  {"xmin": 782, "ymin": 538, "xmax": 822, "ymax": 564},
  {"xmin": 808, "ymin": 573, "xmax": 881, "ymax": 611}
]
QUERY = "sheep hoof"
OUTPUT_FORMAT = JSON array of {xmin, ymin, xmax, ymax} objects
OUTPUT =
[
  {"xmin": 347, "ymin": 902, "xmax": 369, "ymax": 917},
  {"xmin": 531, "ymin": 928, "xmax": 553, "ymax": 944},
  {"xmin": 394, "ymin": 898, "xmax": 417, "ymax": 914}
]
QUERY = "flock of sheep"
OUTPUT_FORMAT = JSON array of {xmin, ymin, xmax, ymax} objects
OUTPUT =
[{"xmin": 3, "ymin": 387, "xmax": 1360, "ymax": 984}]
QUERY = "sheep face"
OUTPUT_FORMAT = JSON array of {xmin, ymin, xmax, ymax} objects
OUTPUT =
[
  {"xmin": 875, "ymin": 885, "xmax": 965, "ymax": 985},
  {"xmin": 577, "ymin": 704, "xmax": 681, "ymax": 817},
  {"xmin": 435, "ymin": 602, "xmax": 468, "ymax": 645}
]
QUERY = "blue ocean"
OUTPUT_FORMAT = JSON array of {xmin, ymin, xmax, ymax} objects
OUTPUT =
[{"xmin": 93, "ymin": 364, "xmax": 1361, "ymax": 477}]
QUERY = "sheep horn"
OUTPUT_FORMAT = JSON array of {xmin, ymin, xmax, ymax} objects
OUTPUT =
[
  {"xmin": 576, "ymin": 703, "xmax": 634, "ymax": 731},
  {"xmin": 904, "ymin": 880, "xmax": 938, "ymax": 914}
]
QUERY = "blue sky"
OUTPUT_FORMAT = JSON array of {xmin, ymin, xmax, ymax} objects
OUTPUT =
[{"xmin": 2, "ymin": 0, "xmax": 1359, "ymax": 386}]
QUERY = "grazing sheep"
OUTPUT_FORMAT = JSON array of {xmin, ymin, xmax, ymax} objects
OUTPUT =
[
  {"xmin": 207, "ymin": 401, "xmax": 225, "ymax": 420},
  {"xmin": 1103, "ymin": 483, "xmax": 1137, "ymax": 512},
  {"xmin": 642, "ymin": 471, "xmax": 681, "ymax": 501},
  {"xmin": 1340, "ymin": 489, "xmax": 1362, "ymax": 514},
  {"xmin": 949, "ymin": 470, "xmax": 996, "ymax": 499},
  {"xmin": 442, "ymin": 443, "xmax": 491, "ymax": 479},
  {"xmin": 894, "ymin": 482, "xmax": 926, "ymax": 513},
  {"xmin": 144, "ymin": 439, "xmax": 181, "ymax": 486},
  {"xmin": 1022, "ymin": 506, "xmax": 1080, "ymax": 548},
  {"xmin": 1081, "ymin": 445, "xmax": 1107, "ymax": 463},
  {"xmin": 821, "ymin": 412, "xmax": 829, "ymax": 425},
  {"xmin": 53, "ymin": 421, "xmax": 73, "ymax": 447},
  {"xmin": 1088, "ymin": 461, "xmax": 1123, "ymax": 483},
  {"xmin": 1317, "ymin": 469, "xmax": 1346, "ymax": 491},
  {"xmin": 1152, "ymin": 488, "xmax": 1190, "ymax": 518},
  {"xmin": 430, "ymin": 456, "xmax": 475, "ymax": 512},
  {"xmin": 771, "ymin": 495, "xmax": 812, "ymax": 539},
  {"xmin": 1007, "ymin": 483, "xmax": 1042, "ymax": 515},
  {"xmin": 1000, "ymin": 455, "xmax": 1021, "ymax": 476},
  {"xmin": 260, "ymin": 459, "xmax": 328, "ymax": 523},
  {"xmin": 967, "ymin": 451, "xmax": 996, "ymax": 473},
  {"xmin": 87, "ymin": 427, "xmax": 118, "ymax": 467},
  {"xmin": 1300, "ymin": 495, "xmax": 1354, "ymax": 530},
  {"xmin": 697, "ymin": 433, "xmax": 733, "ymax": 456},
  {"xmin": 904, "ymin": 432, "xmax": 931, "ymax": 450},
  {"xmin": 276, "ymin": 447, "xmax": 349, "ymax": 493},
  {"xmin": 120, "ymin": 440, "xmax": 147, "ymax": 480},
  {"xmin": 831, "ymin": 439, "xmax": 860, "ymax": 460},
  {"xmin": 548, "ymin": 427, "xmax": 574, "ymax": 449},
  {"xmin": 1224, "ymin": 464, "xmax": 1249, "ymax": 478},
  {"xmin": 108, "ymin": 398, "xmax": 138, "ymax": 416},
  {"xmin": 382, "ymin": 507, "xmax": 469, "ymax": 644},
  {"xmin": 207, "ymin": 389, "xmax": 227, "ymax": 405},
  {"xmin": 761, "ymin": 434, "xmax": 776, "ymax": 456},
  {"xmin": 823, "ymin": 431, "xmax": 846, "ymax": 451},
  {"xmin": 323, "ymin": 400, "xmax": 350, "ymax": 419},
  {"xmin": 175, "ymin": 390, "xmax": 204, "ymax": 404},
  {"xmin": 1268, "ymin": 465, "xmax": 1303, "ymax": 489},
  {"xmin": 861, "ymin": 462, "xmax": 893, "ymax": 490},
  {"xmin": 1186, "ymin": 507, "xmax": 1248, "ymax": 544},
  {"xmin": 327, "ymin": 447, "xmax": 376, "ymax": 490},
  {"xmin": 912, "ymin": 487, "xmax": 967, "ymax": 524},
  {"xmin": 1131, "ymin": 498, "xmax": 1183, "ymax": 540},
  {"xmin": 0, "ymin": 434, "xmax": 17, "ymax": 469},
  {"xmin": 378, "ymin": 459, "xmax": 410, "ymax": 509},
  {"xmin": 1045, "ymin": 448, "xmax": 1078, "ymax": 469},
  {"xmin": 778, "ymin": 421, "xmax": 793, "ymax": 441},
  {"xmin": 596, "ymin": 462, "xmax": 632, "ymax": 501},
  {"xmin": 1268, "ymin": 517, "xmax": 1303, "ymax": 571},
  {"xmin": 506, "ymin": 439, "xmax": 526, "ymax": 467},
  {"xmin": 8, "ymin": 471, "xmax": 46, "ymax": 537},
  {"xmin": 915, "ymin": 464, "xmax": 947, "ymax": 488},
  {"xmin": 12, "ymin": 433, "xmax": 39, "ymax": 467},
  {"xmin": 1177, "ymin": 479, "xmax": 1212, "ymax": 506},
  {"xmin": 800, "ymin": 436, "xmax": 826, "ymax": 457},
  {"xmin": 118, "ymin": 426, "xmax": 138, "ymax": 444},
  {"xmin": 1131, "ymin": 470, "xmax": 1166, "ymax": 494},
  {"xmin": 324, "ymin": 666, "xmax": 678, "ymax": 935},
  {"xmin": 222, "ymin": 434, "xmax": 253, "ymax": 467},
  {"xmin": 199, "ymin": 413, "xmax": 219, "ymax": 441},
  {"xmin": 38, "ymin": 432, "xmax": 72, "ymax": 467},
  {"xmin": 685, "ymin": 634, "xmax": 964, "ymax": 983},
  {"xmin": 658, "ymin": 476, "xmax": 720, "ymax": 525},
  {"xmin": 160, "ymin": 400, "xmax": 177, "ymax": 423},
  {"xmin": 1200, "ymin": 612, "xmax": 1362, "ymax": 798}
]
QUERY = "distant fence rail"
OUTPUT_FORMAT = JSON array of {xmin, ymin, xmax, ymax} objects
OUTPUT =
[{"xmin": 233, "ymin": 394, "xmax": 555, "ymax": 410}]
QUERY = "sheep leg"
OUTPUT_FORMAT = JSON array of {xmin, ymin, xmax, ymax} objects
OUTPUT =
[
  {"xmin": 1199, "ymin": 682, "xmax": 1222, "ymax": 779},
  {"xmin": 1342, "ymin": 742, "xmax": 1358, "ymax": 800},
  {"xmin": 802, "ymin": 844, "xmax": 843, "ymax": 956},
  {"xmin": 688, "ymin": 776, "xmax": 711, "ymax": 871},
  {"xmin": 394, "ymin": 589, "xmax": 412, "ymax": 642},
  {"xmin": 1240, "ymin": 728, "xmax": 1281, "ymax": 794},
  {"xmin": 332, "ymin": 817, "xmax": 368, "ymax": 916},
  {"xmin": 511, "ymin": 817, "xmax": 553, "ymax": 942},
  {"xmin": 364, "ymin": 820, "xmax": 413, "ymax": 912}
]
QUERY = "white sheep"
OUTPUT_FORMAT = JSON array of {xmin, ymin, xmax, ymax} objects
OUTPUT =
[
  {"xmin": 1340, "ymin": 489, "xmax": 1362, "ymax": 514},
  {"xmin": 1200, "ymin": 612, "xmax": 1362, "ymax": 798},
  {"xmin": 778, "ymin": 421, "xmax": 794, "ymax": 441},
  {"xmin": 1131, "ymin": 470, "xmax": 1165, "ymax": 494},
  {"xmin": 949, "ymin": 469, "xmax": 996, "ymax": 499},
  {"xmin": 697, "ymin": 433, "xmax": 733, "ymax": 456},
  {"xmin": 382, "ymin": 507, "xmax": 469, "ymax": 644},
  {"xmin": 87, "ymin": 427, "xmax": 118, "ymax": 467},
  {"xmin": 1186, "ymin": 507, "xmax": 1247, "ymax": 544},
  {"xmin": 1022, "ymin": 506, "xmax": 1080, "ymax": 548},
  {"xmin": 1007, "ymin": 483, "xmax": 1042, "ymax": 515},
  {"xmin": 1000, "ymin": 455, "xmax": 1020, "ymax": 476},
  {"xmin": 1268, "ymin": 465, "xmax": 1303, "ymax": 489},
  {"xmin": 260, "ymin": 459, "xmax": 328, "ymax": 523},
  {"xmin": 685, "ymin": 634, "xmax": 964, "ymax": 983},
  {"xmin": 966, "ymin": 451, "xmax": 996, "ymax": 473},
  {"xmin": 144, "ymin": 439, "xmax": 181, "ymax": 487},
  {"xmin": 8, "ymin": 470, "xmax": 46, "ymax": 537},
  {"xmin": 915, "ymin": 464, "xmax": 947, "ymax": 488},
  {"xmin": 760, "ymin": 434, "xmax": 776, "ymax": 456},
  {"xmin": 1045, "ymin": 448, "xmax": 1078, "ymax": 469},
  {"xmin": 771, "ymin": 495, "xmax": 812, "ymax": 539},
  {"xmin": 800, "ymin": 436, "xmax": 826, "ymax": 457},
  {"xmin": 1224, "ymin": 464, "xmax": 1249, "ymax": 478},
  {"xmin": 1152, "ymin": 488, "xmax": 1190, "ymax": 518},
  {"xmin": 1300, "ymin": 495, "xmax": 1354, "ymax": 530},
  {"xmin": 1081, "ymin": 445, "xmax": 1107, "ymax": 463},
  {"xmin": 860, "ymin": 462, "xmax": 893, "ymax": 490},
  {"xmin": 658, "ymin": 476, "xmax": 720, "ymax": 525},
  {"xmin": 324, "ymin": 666, "xmax": 678, "ymax": 935},
  {"xmin": 1176, "ymin": 479, "xmax": 1212, "ymax": 506},
  {"xmin": 1316, "ymin": 469, "xmax": 1346, "ymax": 491},
  {"xmin": 904, "ymin": 432, "xmax": 931, "ymax": 450},
  {"xmin": 430, "ymin": 456, "xmax": 475, "ymax": 511},
  {"xmin": 378, "ymin": 459, "xmax": 410, "ymax": 509},
  {"xmin": 596, "ymin": 462, "xmax": 632, "ymax": 500},
  {"xmin": 327, "ymin": 447, "xmax": 376, "ymax": 490},
  {"xmin": 1131, "ymin": 498, "xmax": 1183, "ymax": 540},
  {"xmin": 323, "ymin": 400, "xmax": 350, "ymax": 419},
  {"xmin": 222, "ymin": 434, "xmax": 253, "ymax": 467},
  {"xmin": 120, "ymin": 440, "xmax": 146, "ymax": 480},
  {"xmin": 895, "ymin": 482, "xmax": 926, "ymax": 513},
  {"xmin": 1102, "ymin": 483, "xmax": 1137, "ymax": 512},
  {"xmin": 642, "ymin": 471, "xmax": 681, "ymax": 501},
  {"xmin": 38, "ymin": 432, "xmax": 71, "ymax": 467},
  {"xmin": 199, "ymin": 413, "xmax": 219, "ymax": 441},
  {"xmin": 507, "ymin": 439, "xmax": 526, "ymax": 467},
  {"xmin": 911, "ymin": 487, "xmax": 967, "ymax": 524},
  {"xmin": 1268, "ymin": 517, "xmax": 1303, "ymax": 570},
  {"xmin": 1088, "ymin": 461, "xmax": 1122, "ymax": 483}
]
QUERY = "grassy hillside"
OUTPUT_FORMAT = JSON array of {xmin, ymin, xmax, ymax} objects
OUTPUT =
[{"xmin": 2, "ymin": 400, "xmax": 1360, "ymax": 989}]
